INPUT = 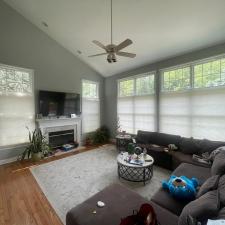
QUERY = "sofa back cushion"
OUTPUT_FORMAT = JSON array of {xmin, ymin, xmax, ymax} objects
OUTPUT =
[
  {"xmin": 136, "ymin": 130, "xmax": 157, "ymax": 144},
  {"xmin": 153, "ymin": 133, "xmax": 181, "ymax": 147},
  {"xmin": 179, "ymin": 137, "xmax": 201, "ymax": 155},
  {"xmin": 211, "ymin": 151, "xmax": 225, "ymax": 176},
  {"xmin": 196, "ymin": 175, "xmax": 220, "ymax": 198},
  {"xmin": 199, "ymin": 139, "xmax": 225, "ymax": 154}
]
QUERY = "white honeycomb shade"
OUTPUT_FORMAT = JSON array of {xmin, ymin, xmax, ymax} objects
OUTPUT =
[
  {"xmin": 159, "ymin": 89, "xmax": 225, "ymax": 141},
  {"xmin": 0, "ymin": 64, "xmax": 34, "ymax": 147}
]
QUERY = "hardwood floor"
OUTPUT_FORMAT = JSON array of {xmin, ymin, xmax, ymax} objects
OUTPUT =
[{"xmin": 0, "ymin": 145, "xmax": 105, "ymax": 225}]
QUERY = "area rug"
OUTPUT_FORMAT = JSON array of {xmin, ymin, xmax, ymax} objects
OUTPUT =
[{"xmin": 30, "ymin": 144, "xmax": 170, "ymax": 224}]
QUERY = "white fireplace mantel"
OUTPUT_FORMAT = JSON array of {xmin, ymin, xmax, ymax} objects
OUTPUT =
[{"xmin": 36, "ymin": 117, "xmax": 82, "ymax": 146}]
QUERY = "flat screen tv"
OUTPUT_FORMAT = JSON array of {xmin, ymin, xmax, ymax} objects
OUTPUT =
[{"xmin": 38, "ymin": 90, "xmax": 81, "ymax": 117}]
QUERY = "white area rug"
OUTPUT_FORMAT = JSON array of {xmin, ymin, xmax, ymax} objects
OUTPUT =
[{"xmin": 30, "ymin": 145, "xmax": 170, "ymax": 224}]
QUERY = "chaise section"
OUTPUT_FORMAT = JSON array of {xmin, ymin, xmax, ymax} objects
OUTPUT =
[{"xmin": 151, "ymin": 162, "xmax": 211, "ymax": 216}]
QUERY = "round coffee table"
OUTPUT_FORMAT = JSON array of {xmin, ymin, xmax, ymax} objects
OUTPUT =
[{"xmin": 117, "ymin": 152, "xmax": 154, "ymax": 185}]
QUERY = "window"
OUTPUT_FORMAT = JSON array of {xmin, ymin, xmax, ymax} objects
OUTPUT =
[
  {"xmin": 159, "ymin": 55, "xmax": 225, "ymax": 141},
  {"xmin": 82, "ymin": 80, "xmax": 100, "ymax": 133},
  {"xmin": 117, "ymin": 73, "xmax": 155, "ymax": 134},
  {"xmin": 162, "ymin": 66, "xmax": 191, "ymax": 91},
  {"xmin": 194, "ymin": 58, "xmax": 225, "ymax": 88},
  {"xmin": 0, "ymin": 64, "xmax": 34, "ymax": 147}
]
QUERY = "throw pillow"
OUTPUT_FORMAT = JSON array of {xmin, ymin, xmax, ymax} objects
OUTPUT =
[
  {"xmin": 196, "ymin": 175, "xmax": 220, "ymax": 198},
  {"xmin": 178, "ymin": 190, "xmax": 220, "ymax": 225},
  {"xmin": 211, "ymin": 151, "xmax": 225, "ymax": 176},
  {"xmin": 180, "ymin": 137, "xmax": 201, "ymax": 155}
]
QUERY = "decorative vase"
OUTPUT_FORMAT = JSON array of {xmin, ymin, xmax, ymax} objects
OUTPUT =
[{"xmin": 32, "ymin": 152, "xmax": 42, "ymax": 162}]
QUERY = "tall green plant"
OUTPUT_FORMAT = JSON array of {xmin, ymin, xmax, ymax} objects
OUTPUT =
[{"xmin": 21, "ymin": 128, "xmax": 51, "ymax": 160}]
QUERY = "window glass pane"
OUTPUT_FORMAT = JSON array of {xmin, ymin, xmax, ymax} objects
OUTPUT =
[
  {"xmin": 82, "ymin": 81, "xmax": 98, "ymax": 98},
  {"xmin": 162, "ymin": 67, "xmax": 190, "ymax": 91},
  {"xmin": 136, "ymin": 75, "xmax": 154, "ymax": 95},
  {"xmin": 194, "ymin": 58, "xmax": 225, "ymax": 88},
  {"xmin": 119, "ymin": 79, "xmax": 134, "ymax": 97}
]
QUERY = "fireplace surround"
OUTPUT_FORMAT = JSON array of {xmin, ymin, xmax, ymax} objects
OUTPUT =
[{"xmin": 36, "ymin": 117, "xmax": 82, "ymax": 148}]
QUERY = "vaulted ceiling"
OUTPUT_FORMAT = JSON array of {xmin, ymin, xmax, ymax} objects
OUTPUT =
[{"xmin": 4, "ymin": 0, "xmax": 225, "ymax": 77}]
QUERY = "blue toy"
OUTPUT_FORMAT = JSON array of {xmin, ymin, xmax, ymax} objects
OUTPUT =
[{"xmin": 162, "ymin": 175, "xmax": 199, "ymax": 200}]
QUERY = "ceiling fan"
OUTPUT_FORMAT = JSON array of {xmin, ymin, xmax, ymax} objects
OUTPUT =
[{"xmin": 88, "ymin": 0, "xmax": 136, "ymax": 63}]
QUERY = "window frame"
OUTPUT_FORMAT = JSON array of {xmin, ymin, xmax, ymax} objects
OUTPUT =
[
  {"xmin": 117, "ymin": 72, "xmax": 156, "ymax": 98},
  {"xmin": 0, "ymin": 63, "xmax": 34, "ymax": 96},
  {"xmin": 82, "ymin": 79, "xmax": 99, "ymax": 100},
  {"xmin": 160, "ymin": 54, "xmax": 225, "ymax": 93},
  {"xmin": 117, "ymin": 72, "xmax": 156, "ymax": 134},
  {"xmin": 81, "ymin": 79, "xmax": 100, "ymax": 133}
]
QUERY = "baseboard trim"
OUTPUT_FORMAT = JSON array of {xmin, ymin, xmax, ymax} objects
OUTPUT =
[{"xmin": 0, "ymin": 156, "xmax": 18, "ymax": 166}]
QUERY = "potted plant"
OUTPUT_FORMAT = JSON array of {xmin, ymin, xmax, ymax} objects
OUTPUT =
[
  {"xmin": 92, "ymin": 126, "xmax": 110, "ymax": 145},
  {"xmin": 21, "ymin": 128, "xmax": 51, "ymax": 162}
]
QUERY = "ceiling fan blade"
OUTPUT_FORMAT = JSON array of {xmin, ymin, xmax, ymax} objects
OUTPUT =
[
  {"xmin": 92, "ymin": 40, "xmax": 107, "ymax": 51},
  {"xmin": 116, "ymin": 39, "xmax": 133, "ymax": 51},
  {"xmin": 116, "ymin": 52, "xmax": 136, "ymax": 58},
  {"xmin": 88, "ymin": 53, "xmax": 107, "ymax": 57}
]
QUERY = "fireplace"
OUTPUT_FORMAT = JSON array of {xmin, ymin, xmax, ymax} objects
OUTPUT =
[
  {"xmin": 49, "ymin": 129, "xmax": 75, "ymax": 148},
  {"xmin": 36, "ymin": 117, "xmax": 82, "ymax": 148}
]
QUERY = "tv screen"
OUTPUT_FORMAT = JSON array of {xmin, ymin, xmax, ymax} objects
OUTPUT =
[{"xmin": 39, "ymin": 90, "xmax": 81, "ymax": 117}]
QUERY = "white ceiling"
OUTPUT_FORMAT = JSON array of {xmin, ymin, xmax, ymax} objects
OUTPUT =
[{"xmin": 4, "ymin": 0, "xmax": 225, "ymax": 77}]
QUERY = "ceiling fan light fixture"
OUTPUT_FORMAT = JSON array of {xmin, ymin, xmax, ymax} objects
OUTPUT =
[{"xmin": 89, "ymin": 0, "xmax": 136, "ymax": 62}]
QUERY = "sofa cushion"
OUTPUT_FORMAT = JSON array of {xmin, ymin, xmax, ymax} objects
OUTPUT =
[
  {"xmin": 173, "ymin": 163, "xmax": 211, "ymax": 185},
  {"xmin": 199, "ymin": 139, "xmax": 225, "ymax": 154},
  {"xmin": 218, "ymin": 174, "xmax": 225, "ymax": 206},
  {"xmin": 171, "ymin": 151, "xmax": 211, "ymax": 169},
  {"xmin": 196, "ymin": 175, "xmax": 220, "ymax": 198},
  {"xmin": 136, "ymin": 130, "xmax": 157, "ymax": 144},
  {"xmin": 178, "ymin": 190, "xmax": 220, "ymax": 225},
  {"xmin": 211, "ymin": 151, "xmax": 225, "ymax": 176},
  {"xmin": 153, "ymin": 133, "xmax": 181, "ymax": 147},
  {"xmin": 179, "ymin": 137, "xmax": 201, "ymax": 155},
  {"xmin": 151, "ymin": 187, "xmax": 189, "ymax": 216}
]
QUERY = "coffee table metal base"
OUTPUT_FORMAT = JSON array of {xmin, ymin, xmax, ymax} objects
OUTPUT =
[{"xmin": 117, "ymin": 163, "xmax": 153, "ymax": 185}]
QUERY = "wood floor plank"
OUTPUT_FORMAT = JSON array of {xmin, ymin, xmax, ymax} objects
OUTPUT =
[{"xmin": 0, "ymin": 144, "xmax": 107, "ymax": 225}]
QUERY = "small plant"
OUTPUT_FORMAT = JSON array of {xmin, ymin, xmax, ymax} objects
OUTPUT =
[{"xmin": 21, "ymin": 128, "xmax": 51, "ymax": 161}]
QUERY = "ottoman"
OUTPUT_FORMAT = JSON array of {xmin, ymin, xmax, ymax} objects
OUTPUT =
[{"xmin": 66, "ymin": 183, "xmax": 178, "ymax": 225}]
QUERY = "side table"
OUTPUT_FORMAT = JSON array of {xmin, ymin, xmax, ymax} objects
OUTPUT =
[{"xmin": 116, "ymin": 134, "xmax": 132, "ymax": 152}]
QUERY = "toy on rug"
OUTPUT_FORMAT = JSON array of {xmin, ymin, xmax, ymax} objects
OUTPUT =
[{"xmin": 162, "ymin": 175, "xmax": 199, "ymax": 200}]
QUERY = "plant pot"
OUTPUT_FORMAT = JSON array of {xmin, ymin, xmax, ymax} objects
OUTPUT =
[{"xmin": 32, "ymin": 152, "xmax": 42, "ymax": 162}]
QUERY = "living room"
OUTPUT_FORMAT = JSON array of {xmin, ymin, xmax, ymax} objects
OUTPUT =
[{"xmin": 1, "ymin": 1, "xmax": 225, "ymax": 225}]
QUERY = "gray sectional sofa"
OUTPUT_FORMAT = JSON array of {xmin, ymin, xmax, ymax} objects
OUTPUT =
[{"xmin": 66, "ymin": 131, "xmax": 225, "ymax": 225}]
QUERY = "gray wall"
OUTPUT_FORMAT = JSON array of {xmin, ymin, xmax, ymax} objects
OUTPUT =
[
  {"xmin": 104, "ymin": 42, "xmax": 225, "ymax": 137},
  {"xmin": 0, "ymin": 1, "xmax": 104, "ymax": 161}
]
